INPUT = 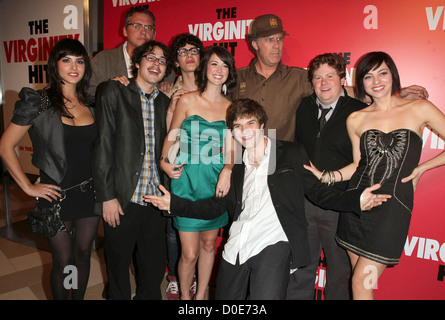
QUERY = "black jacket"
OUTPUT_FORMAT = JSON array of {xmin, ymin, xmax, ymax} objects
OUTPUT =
[
  {"xmin": 11, "ymin": 87, "xmax": 95, "ymax": 184},
  {"xmin": 169, "ymin": 140, "xmax": 363, "ymax": 269},
  {"xmin": 294, "ymin": 89, "xmax": 367, "ymax": 190},
  {"xmin": 93, "ymin": 78, "xmax": 169, "ymax": 213}
]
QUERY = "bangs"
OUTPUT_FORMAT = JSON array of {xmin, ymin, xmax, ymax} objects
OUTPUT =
[
  {"xmin": 56, "ymin": 45, "xmax": 87, "ymax": 60},
  {"xmin": 365, "ymin": 55, "xmax": 385, "ymax": 74}
]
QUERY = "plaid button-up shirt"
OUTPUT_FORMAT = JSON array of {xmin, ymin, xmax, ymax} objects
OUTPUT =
[{"xmin": 131, "ymin": 84, "xmax": 162, "ymax": 205}]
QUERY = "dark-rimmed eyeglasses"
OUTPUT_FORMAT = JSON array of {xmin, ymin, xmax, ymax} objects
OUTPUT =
[
  {"xmin": 143, "ymin": 54, "xmax": 167, "ymax": 66},
  {"xmin": 127, "ymin": 22, "xmax": 155, "ymax": 32},
  {"xmin": 177, "ymin": 47, "xmax": 200, "ymax": 57}
]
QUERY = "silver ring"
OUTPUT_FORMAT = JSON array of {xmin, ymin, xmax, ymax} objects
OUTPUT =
[{"xmin": 218, "ymin": 190, "xmax": 223, "ymax": 194}]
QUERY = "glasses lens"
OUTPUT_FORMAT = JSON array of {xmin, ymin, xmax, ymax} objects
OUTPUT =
[
  {"xmin": 129, "ymin": 23, "xmax": 154, "ymax": 31},
  {"xmin": 178, "ymin": 47, "xmax": 199, "ymax": 56},
  {"xmin": 145, "ymin": 55, "xmax": 166, "ymax": 65}
]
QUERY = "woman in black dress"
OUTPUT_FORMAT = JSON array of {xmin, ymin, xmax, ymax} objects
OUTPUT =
[
  {"xmin": 0, "ymin": 38, "xmax": 99, "ymax": 300},
  {"xmin": 336, "ymin": 52, "xmax": 445, "ymax": 299}
]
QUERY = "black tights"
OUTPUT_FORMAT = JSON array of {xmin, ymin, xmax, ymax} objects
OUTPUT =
[{"xmin": 47, "ymin": 216, "xmax": 100, "ymax": 300}]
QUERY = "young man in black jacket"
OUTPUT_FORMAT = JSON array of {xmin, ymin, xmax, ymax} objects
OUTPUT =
[
  {"xmin": 291, "ymin": 53, "xmax": 367, "ymax": 300},
  {"xmin": 145, "ymin": 98, "xmax": 389, "ymax": 300},
  {"xmin": 93, "ymin": 41, "xmax": 172, "ymax": 300}
]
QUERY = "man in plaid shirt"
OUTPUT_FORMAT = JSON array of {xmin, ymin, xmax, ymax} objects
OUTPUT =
[{"xmin": 93, "ymin": 41, "xmax": 172, "ymax": 300}]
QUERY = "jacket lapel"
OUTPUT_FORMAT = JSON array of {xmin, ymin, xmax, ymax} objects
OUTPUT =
[
  {"xmin": 32, "ymin": 110, "xmax": 66, "ymax": 162},
  {"xmin": 153, "ymin": 94, "xmax": 165, "ymax": 157},
  {"xmin": 232, "ymin": 163, "xmax": 244, "ymax": 196},
  {"xmin": 127, "ymin": 79, "xmax": 144, "ymax": 134},
  {"xmin": 267, "ymin": 138, "xmax": 278, "ymax": 176}
]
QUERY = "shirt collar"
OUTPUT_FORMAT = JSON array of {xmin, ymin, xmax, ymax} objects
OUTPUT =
[
  {"xmin": 171, "ymin": 75, "xmax": 183, "ymax": 92},
  {"xmin": 247, "ymin": 58, "xmax": 285, "ymax": 80},
  {"xmin": 135, "ymin": 80, "xmax": 159, "ymax": 101},
  {"xmin": 316, "ymin": 90, "xmax": 345, "ymax": 110},
  {"xmin": 122, "ymin": 41, "xmax": 133, "ymax": 78},
  {"xmin": 243, "ymin": 136, "xmax": 271, "ymax": 168}
]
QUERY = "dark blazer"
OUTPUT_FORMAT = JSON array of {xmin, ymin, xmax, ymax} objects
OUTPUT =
[
  {"xmin": 93, "ymin": 78, "xmax": 169, "ymax": 213},
  {"xmin": 11, "ymin": 87, "xmax": 95, "ymax": 184},
  {"xmin": 295, "ymin": 89, "xmax": 367, "ymax": 191},
  {"xmin": 169, "ymin": 139, "xmax": 363, "ymax": 269},
  {"xmin": 89, "ymin": 44, "xmax": 128, "ymax": 95}
]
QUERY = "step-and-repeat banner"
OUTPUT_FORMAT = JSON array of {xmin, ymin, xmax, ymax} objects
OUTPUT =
[{"xmin": 103, "ymin": 0, "xmax": 445, "ymax": 300}]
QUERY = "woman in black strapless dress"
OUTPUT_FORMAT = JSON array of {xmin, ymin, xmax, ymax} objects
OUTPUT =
[
  {"xmin": 335, "ymin": 52, "xmax": 445, "ymax": 299},
  {"xmin": 0, "ymin": 39, "xmax": 99, "ymax": 300}
]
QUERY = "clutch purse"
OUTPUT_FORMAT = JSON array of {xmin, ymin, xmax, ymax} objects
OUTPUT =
[
  {"xmin": 28, "ymin": 202, "xmax": 70, "ymax": 237},
  {"xmin": 27, "ymin": 178, "xmax": 92, "ymax": 237},
  {"xmin": 167, "ymin": 135, "xmax": 181, "ymax": 164}
]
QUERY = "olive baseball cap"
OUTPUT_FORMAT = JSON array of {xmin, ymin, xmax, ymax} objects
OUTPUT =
[{"xmin": 249, "ymin": 14, "xmax": 289, "ymax": 37}]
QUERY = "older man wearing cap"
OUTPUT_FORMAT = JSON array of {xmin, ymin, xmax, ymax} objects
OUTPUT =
[
  {"xmin": 230, "ymin": 14, "xmax": 429, "ymax": 142},
  {"xmin": 230, "ymin": 14, "xmax": 313, "ymax": 142}
]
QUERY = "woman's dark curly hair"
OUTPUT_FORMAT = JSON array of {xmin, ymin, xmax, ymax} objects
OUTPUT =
[
  {"xmin": 195, "ymin": 46, "xmax": 236, "ymax": 95},
  {"xmin": 131, "ymin": 40, "xmax": 173, "ymax": 80},
  {"xmin": 170, "ymin": 33, "xmax": 204, "ymax": 74},
  {"xmin": 46, "ymin": 38, "xmax": 92, "ymax": 117}
]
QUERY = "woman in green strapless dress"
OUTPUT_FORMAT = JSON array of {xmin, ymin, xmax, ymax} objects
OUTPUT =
[
  {"xmin": 160, "ymin": 46, "xmax": 236, "ymax": 300},
  {"xmin": 171, "ymin": 114, "xmax": 229, "ymax": 231}
]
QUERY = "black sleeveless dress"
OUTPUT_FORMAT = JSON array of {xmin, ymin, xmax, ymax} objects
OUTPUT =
[
  {"xmin": 335, "ymin": 129, "xmax": 422, "ymax": 265},
  {"xmin": 38, "ymin": 123, "xmax": 98, "ymax": 222}
]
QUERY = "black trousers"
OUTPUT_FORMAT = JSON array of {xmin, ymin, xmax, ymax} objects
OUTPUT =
[
  {"xmin": 286, "ymin": 199, "xmax": 351, "ymax": 300},
  {"xmin": 215, "ymin": 241, "xmax": 291, "ymax": 300},
  {"xmin": 104, "ymin": 202, "xmax": 166, "ymax": 300}
]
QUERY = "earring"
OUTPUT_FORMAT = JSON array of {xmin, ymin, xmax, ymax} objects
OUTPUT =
[{"xmin": 222, "ymin": 83, "xmax": 227, "ymax": 96}]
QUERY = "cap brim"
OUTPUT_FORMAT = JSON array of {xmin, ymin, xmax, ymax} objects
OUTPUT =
[{"xmin": 255, "ymin": 30, "xmax": 289, "ymax": 37}]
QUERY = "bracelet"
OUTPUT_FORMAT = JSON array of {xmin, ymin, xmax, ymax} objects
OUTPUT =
[
  {"xmin": 337, "ymin": 170, "xmax": 343, "ymax": 182},
  {"xmin": 319, "ymin": 170, "xmax": 326, "ymax": 182},
  {"xmin": 327, "ymin": 170, "xmax": 335, "ymax": 186}
]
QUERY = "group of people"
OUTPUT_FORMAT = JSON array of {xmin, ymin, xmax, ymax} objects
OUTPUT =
[{"xmin": 0, "ymin": 7, "xmax": 444, "ymax": 301}]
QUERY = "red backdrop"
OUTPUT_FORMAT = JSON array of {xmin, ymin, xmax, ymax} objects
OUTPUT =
[{"xmin": 103, "ymin": 0, "xmax": 445, "ymax": 300}]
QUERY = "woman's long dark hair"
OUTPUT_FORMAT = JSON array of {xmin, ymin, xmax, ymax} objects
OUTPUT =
[
  {"xmin": 195, "ymin": 46, "xmax": 236, "ymax": 95},
  {"xmin": 46, "ymin": 38, "xmax": 93, "ymax": 117}
]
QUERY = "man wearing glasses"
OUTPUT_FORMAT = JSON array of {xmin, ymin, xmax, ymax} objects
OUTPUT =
[
  {"xmin": 89, "ymin": 7, "xmax": 169, "ymax": 94},
  {"xmin": 162, "ymin": 33, "xmax": 204, "ymax": 300},
  {"xmin": 165, "ymin": 33, "xmax": 204, "ymax": 129},
  {"xmin": 93, "ymin": 41, "xmax": 173, "ymax": 300}
]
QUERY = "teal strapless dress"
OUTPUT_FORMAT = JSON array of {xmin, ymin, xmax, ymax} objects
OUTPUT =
[{"xmin": 172, "ymin": 115, "xmax": 228, "ymax": 231}]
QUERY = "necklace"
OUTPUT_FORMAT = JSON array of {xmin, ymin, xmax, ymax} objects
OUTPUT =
[{"xmin": 65, "ymin": 99, "xmax": 77, "ymax": 109}]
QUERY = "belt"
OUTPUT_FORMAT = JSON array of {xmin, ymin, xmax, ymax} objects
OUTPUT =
[{"xmin": 60, "ymin": 178, "xmax": 93, "ymax": 199}]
